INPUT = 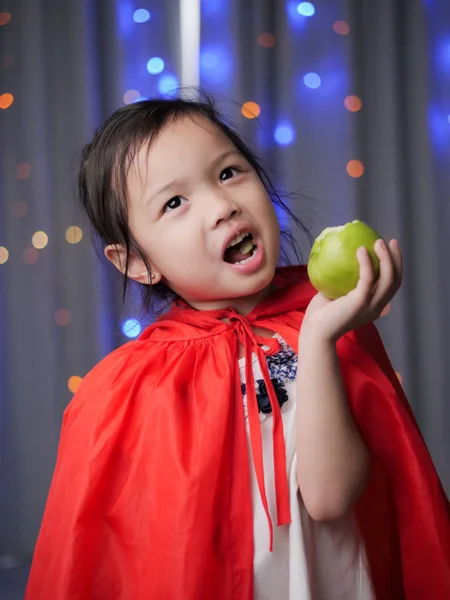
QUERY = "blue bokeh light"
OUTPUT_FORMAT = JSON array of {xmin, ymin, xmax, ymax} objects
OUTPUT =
[
  {"xmin": 202, "ymin": 0, "xmax": 225, "ymax": 16},
  {"xmin": 303, "ymin": 72, "xmax": 321, "ymax": 89},
  {"xmin": 428, "ymin": 106, "xmax": 448, "ymax": 149},
  {"xmin": 133, "ymin": 9, "xmax": 151, "ymax": 23},
  {"xmin": 286, "ymin": 2, "xmax": 310, "ymax": 27},
  {"xmin": 158, "ymin": 74, "xmax": 179, "ymax": 96},
  {"xmin": 435, "ymin": 39, "xmax": 450, "ymax": 69},
  {"xmin": 122, "ymin": 319, "xmax": 142, "ymax": 339},
  {"xmin": 200, "ymin": 48, "xmax": 231, "ymax": 85},
  {"xmin": 274, "ymin": 124, "xmax": 295, "ymax": 146},
  {"xmin": 297, "ymin": 2, "xmax": 315, "ymax": 16},
  {"xmin": 201, "ymin": 51, "xmax": 220, "ymax": 70},
  {"xmin": 147, "ymin": 57, "xmax": 165, "ymax": 75}
]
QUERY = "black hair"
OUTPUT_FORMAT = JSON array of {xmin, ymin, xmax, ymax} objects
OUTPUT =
[{"xmin": 78, "ymin": 91, "xmax": 312, "ymax": 315}]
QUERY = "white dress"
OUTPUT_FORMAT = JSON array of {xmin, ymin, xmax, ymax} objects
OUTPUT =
[{"xmin": 239, "ymin": 336, "xmax": 375, "ymax": 600}]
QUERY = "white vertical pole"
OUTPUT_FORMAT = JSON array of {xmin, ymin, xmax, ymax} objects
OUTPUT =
[{"xmin": 180, "ymin": 0, "xmax": 201, "ymax": 94}]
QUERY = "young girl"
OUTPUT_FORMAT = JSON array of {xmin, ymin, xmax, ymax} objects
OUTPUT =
[{"xmin": 26, "ymin": 95, "xmax": 449, "ymax": 600}]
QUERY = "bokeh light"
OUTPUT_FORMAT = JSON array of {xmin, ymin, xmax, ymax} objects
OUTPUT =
[
  {"xmin": 1, "ymin": 54, "xmax": 14, "ymax": 68},
  {"xmin": 202, "ymin": 0, "xmax": 225, "ymax": 15},
  {"xmin": 200, "ymin": 48, "xmax": 232, "ymax": 84},
  {"xmin": 333, "ymin": 20, "xmax": 350, "ymax": 35},
  {"xmin": 303, "ymin": 72, "xmax": 321, "ymax": 89},
  {"xmin": 435, "ymin": 38, "xmax": 450, "ymax": 69},
  {"xmin": 257, "ymin": 33, "xmax": 276, "ymax": 48},
  {"xmin": 68, "ymin": 376, "xmax": 83, "ymax": 394},
  {"xmin": 297, "ymin": 2, "xmax": 315, "ymax": 17},
  {"xmin": 123, "ymin": 89, "xmax": 141, "ymax": 104},
  {"xmin": 0, "ymin": 12, "xmax": 11, "ymax": 26},
  {"xmin": 133, "ymin": 9, "xmax": 151, "ymax": 23},
  {"xmin": 0, "ymin": 93, "xmax": 14, "ymax": 109},
  {"xmin": 344, "ymin": 95, "xmax": 362, "ymax": 112},
  {"xmin": 447, "ymin": 114, "xmax": 450, "ymax": 125},
  {"xmin": 23, "ymin": 247, "xmax": 39, "ymax": 265},
  {"xmin": 0, "ymin": 247, "xmax": 9, "ymax": 265},
  {"xmin": 395, "ymin": 372, "xmax": 403, "ymax": 385},
  {"xmin": 12, "ymin": 201, "xmax": 28, "ymax": 218},
  {"xmin": 147, "ymin": 57, "xmax": 165, "ymax": 75},
  {"xmin": 241, "ymin": 101, "xmax": 261, "ymax": 119},
  {"xmin": 122, "ymin": 318, "xmax": 142, "ymax": 338},
  {"xmin": 55, "ymin": 309, "xmax": 71, "ymax": 327},
  {"xmin": 428, "ymin": 105, "xmax": 448, "ymax": 149},
  {"xmin": 15, "ymin": 163, "xmax": 31, "ymax": 180},
  {"xmin": 65, "ymin": 226, "xmax": 83, "ymax": 244},
  {"xmin": 32, "ymin": 231, "xmax": 49, "ymax": 250},
  {"xmin": 346, "ymin": 160, "xmax": 364, "ymax": 178},
  {"xmin": 201, "ymin": 51, "xmax": 219, "ymax": 70},
  {"xmin": 158, "ymin": 74, "xmax": 178, "ymax": 96},
  {"xmin": 274, "ymin": 124, "xmax": 295, "ymax": 146}
]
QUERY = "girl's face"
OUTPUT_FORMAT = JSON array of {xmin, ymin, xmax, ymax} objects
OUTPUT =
[{"xmin": 106, "ymin": 115, "xmax": 281, "ymax": 312}]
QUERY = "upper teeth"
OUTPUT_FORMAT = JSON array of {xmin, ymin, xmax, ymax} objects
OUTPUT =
[{"xmin": 227, "ymin": 232, "xmax": 250, "ymax": 248}]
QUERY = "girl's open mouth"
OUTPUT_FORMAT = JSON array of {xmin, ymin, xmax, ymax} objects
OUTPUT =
[{"xmin": 223, "ymin": 232, "xmax": 258, "ymax": 265}]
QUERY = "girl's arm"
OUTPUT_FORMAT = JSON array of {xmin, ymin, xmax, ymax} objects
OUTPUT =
[
  {"xmin": 295, "ymin": 329, "xmax": 369, "ymax": 521},
  {"xmin": 295, "ymin": 238, "xmax": 403, "ymax": 521}
]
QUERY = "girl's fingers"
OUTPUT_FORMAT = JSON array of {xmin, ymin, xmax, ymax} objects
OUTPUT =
[
  {"xmin": 371, "ymin": 239, "xmax": 400, "ymax": 311},
  {"xmin": 355, "ymin": 247, "xmax": 375, "ymax": 302}
]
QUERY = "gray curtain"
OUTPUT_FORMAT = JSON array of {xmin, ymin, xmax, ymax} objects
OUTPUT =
[
  {"xmin": 0, "ymin": 0, "xmax": 448, "ymax": 572},
  {"xmin": 348, "ymin": 0, "xmax": 450, "ymax": 492},
  {"xmin": 0, "ymin": 0, "xmax": 181, "ymax": 558}
]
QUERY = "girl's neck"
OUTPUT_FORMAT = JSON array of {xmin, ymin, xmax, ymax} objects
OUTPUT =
[{"xmin": 188, "ymin": 283, "xmax": 274, "ymax": 316}]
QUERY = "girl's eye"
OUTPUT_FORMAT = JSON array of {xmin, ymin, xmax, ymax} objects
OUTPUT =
[
  {"xmin": 163, "ymin": 196, "xmax": 187, "ymax": 213},
  {"xmin": 219, "ymin": 166, "xmax": 241, "ymax": 182}
]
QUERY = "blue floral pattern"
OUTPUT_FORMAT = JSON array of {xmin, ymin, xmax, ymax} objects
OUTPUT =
[
  {"xmin": 266, "ymin": 337, "xmax": 298, "ymax": 382},
  {"xmin": 241, "ymin": 337, "xmax": 298, "ymax": 415}
]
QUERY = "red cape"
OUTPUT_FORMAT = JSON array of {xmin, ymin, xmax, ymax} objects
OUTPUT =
[{"xmin": 26, "ymin": 266, "xmax": 449, "ymax": 599}]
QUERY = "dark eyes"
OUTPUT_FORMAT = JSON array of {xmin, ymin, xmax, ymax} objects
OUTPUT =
[
  {"xmin": 219, "ymin": 166, "xmax": 241, "ymax": 182},
  {"xmin": 162, "ymin": 166, "xmax": 243, "ymax": 213},
  {"xmin": 163, "ymin": 196, "xmax": 187, "ymax": 213}
]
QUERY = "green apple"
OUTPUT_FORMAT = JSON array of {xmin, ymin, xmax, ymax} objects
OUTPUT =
[{"xmin": 307, "ymin": 220, "xmax": 382, "ymax": 299}]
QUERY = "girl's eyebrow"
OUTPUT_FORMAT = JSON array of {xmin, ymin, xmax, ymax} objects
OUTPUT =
[{"xmin": 146, "ymin": 149, "xmax": 243, "ymax": 205}]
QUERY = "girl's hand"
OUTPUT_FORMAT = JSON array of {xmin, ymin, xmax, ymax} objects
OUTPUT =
[{"xmin": 302, "ymin": 239, "xmax": 403, "ymax": 343}]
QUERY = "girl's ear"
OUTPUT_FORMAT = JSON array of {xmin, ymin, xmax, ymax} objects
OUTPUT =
[{"xmin": 104, "ymin": 245, "xmax": 162, "ymax": 285}]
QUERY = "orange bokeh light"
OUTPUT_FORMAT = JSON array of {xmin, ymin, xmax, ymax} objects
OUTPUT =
[
  {"xmin": 0, "ymin": 247, "xmax": 9, "ymax": 265},
  {"xmin": 68, "ymin": 376, "xmax": 83, "ymax": 393},
  {"xmin": 12, "ymin": 201, "xmax": 28, "ymax": 218},
  {"xmin": 346, "ymin": 160, "xmax": 364, "ymax": 178},
  {"xmin": 32, "ymin": 231, "xmax": 49, "ymax": 249},
  {"xmin": 344, "ymin": 95, "xmax": 362, "ymax": 112},
  {"xmin": 23, "ymin": 247, "xmax": 39, "ymax": 265},
  {"xmin": 395, "ymin": 372, "xmax": 403, "ymax": 385},
  {"xmin": 241, "ymin": 101, "xmax": 261, "ymax": 119},
  {"xmin": 0, "ymin": 12, "xmax": 12, "ymax": 26},
  {"xmin": 16, "ymin": 163, "xmax": 31, "ymax": 180},
  {"xmin": 1, "ymin": 54, "xmax": 14, "ymax": 68},
  {"xmin": 0, "ymin": 93, "xmax": 14, "ymax": 109},
  {"xmin": 55, "ymin": 309, "xmax": 71, "ymax": 327},
  {"xmin": 65, "ymin": 226, "xmax": 83, "ymax": 244},
  {"xmin": 333, "ymin": 20, "xmax": 350, "ymax": 35},
  {"xmin": 257, "ymin": 33, "xmax": 276, "ymax": 48}
]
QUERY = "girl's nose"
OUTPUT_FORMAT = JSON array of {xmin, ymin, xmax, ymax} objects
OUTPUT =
[{"xmin": 209, "ymin": 195, "xmax": 240, "ymax": 228}]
